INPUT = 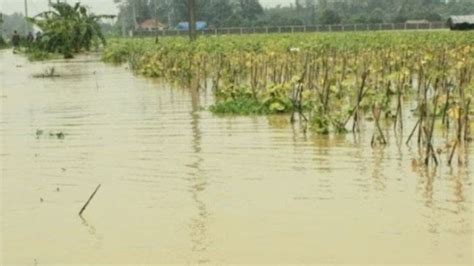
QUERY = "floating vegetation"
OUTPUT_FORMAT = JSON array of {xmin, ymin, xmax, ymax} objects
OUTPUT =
[
  {"xmin": 35, "ymin": 129, "xmax": 44, "ymax": 137},
  {"xmin": 36, "ymin": 129, "xmax": 65, "ymax": 139},
  {"xmin": 33, "ymin": 67, "xmax": 60, "ymax": 78},
  {"xmin": 103, "ymin": 32, "xmax": 473, "ymax": 167},
  {"xmin": 27, "ymin": 50, "xmax": 53, "ymax": 61}
]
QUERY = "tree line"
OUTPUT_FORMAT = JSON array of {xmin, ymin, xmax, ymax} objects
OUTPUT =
[
  {"xmin": 115, "ymin": 0, "xmax": 474, "ymax": 32},
  {"xmin": 1, "ymin": 0, "xmax": 473, "ymax": 40},
  {"xmin": 114, "ymin": 0, "xmax": 264, "ymax": 31}
]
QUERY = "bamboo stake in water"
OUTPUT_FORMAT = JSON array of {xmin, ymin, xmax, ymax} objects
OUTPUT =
[{"xmin": 79, "ymin": 184, "xmax": 101, "ymax": 216}]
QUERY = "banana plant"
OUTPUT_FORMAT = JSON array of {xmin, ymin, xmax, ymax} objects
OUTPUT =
[{"xmin": 28, "ymin": 2, "xmax": 114, "ymax": 58}]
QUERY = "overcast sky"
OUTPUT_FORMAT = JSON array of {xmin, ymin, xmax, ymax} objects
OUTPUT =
[{"xmin": 0, "ymin": 0, "xmax": 292, "ymax": 16}]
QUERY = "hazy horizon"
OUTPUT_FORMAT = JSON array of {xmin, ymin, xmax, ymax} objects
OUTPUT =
[{"xmin": 1, "ymin": 0, "xmax": 292, "ymax": 16}]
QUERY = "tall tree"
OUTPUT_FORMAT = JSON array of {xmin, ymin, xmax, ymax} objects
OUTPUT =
[
  {"xmin": 114, "ymin": 0, "xmax": 153, "ymax": 33},
  {"xmin": 305, "ymin": 0, "xmax": 317, "ymax": 25},
  {"xmin": 207, "ymin": 0, "xmax": 234, "ymax": 27},
  {"xmin": 188, "ymin": 0, "xmax": 197, "ymax": 41},
  {"xmin": 238, "ymin": 0, "xmax": 264, "ymax": 23},
  {"xmin": 319, "ymin": 8, "xmax": 341, "ymax": 24}
]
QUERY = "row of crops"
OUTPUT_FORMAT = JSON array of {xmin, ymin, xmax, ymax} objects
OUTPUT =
[{"xmin": 102, "ymin": 32, "xmax": 473, "ymax": 166}]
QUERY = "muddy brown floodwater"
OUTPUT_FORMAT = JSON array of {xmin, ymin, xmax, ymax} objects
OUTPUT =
[{"xmin": 0, "ymin": 51, "xmax": 472, "ymax": 265}]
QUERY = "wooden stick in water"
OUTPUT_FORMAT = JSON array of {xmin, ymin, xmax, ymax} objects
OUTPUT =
[
  {"xmin": 448, "ymin": 141, "xmax": 458, "ymax": 166},
  {"xmin": 79, "ymin": 184, "xmax": 101, "ymax": 216}
]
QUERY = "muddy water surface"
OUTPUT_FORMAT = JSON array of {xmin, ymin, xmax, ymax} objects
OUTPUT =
[{"xmin": 1, "ymin": 51, "xmax": 472, "ymax": 265}]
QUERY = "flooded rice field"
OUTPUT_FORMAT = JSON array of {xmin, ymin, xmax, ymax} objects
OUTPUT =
[{"xmin": 1, "ymin": 51, "xmax": 472, "ymax": 265}]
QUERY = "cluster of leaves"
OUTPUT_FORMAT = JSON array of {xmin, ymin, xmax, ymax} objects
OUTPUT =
[
  {"xmin": 27, "ymin": 2, "xmax": 114, "ymax": 58},
  {"xmin": 210, "ymin": 83, "xmax": 294, "ymax": 115}
]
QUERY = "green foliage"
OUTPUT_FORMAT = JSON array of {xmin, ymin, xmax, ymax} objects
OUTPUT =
[
  {"xmin": 310, "ymin": 111, "xmax": 331, "ymax": 135},
  {"xmin": 257, "ymin": 6, "xmax": 303, "ymax": 26},
  {"xmin": 28, "ymin": 2, "xmax": 114, "ymax": 59},
  {"xmin": 368, "ymin": 8, "xmax": 384, "ymax": 24},
  {"xmin": 0, "ymin": 36, "xmax": 7, "ymax": 49},
  {"xmin": 0, "ymin": 13, "xmax": 6, "ymax": 49},
  {"xmin": 238, "ymin": 0, "xmax": 264, "ymax": 22},
  {"xmin": 319, "ymin": 9, "xmax": 341, "ymax": 25},
  {"xmin": 208, "ymin": 82, "xmax": 293, "ymax": 115},
  {"xmin": 209, "ymin": 98, "xmax": 266, "ymax": 115},
  {"xmin": 261, "ymin": 84, "xmax": 292, "ymax": 113}
]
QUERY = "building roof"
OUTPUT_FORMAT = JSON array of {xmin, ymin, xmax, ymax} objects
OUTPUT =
[
  {"xmin": 448, "ymin": 15, "xmax": 474, "ymax": 25},
  {"xmin": 176, "ymin": 21, "xmax": 207, "ymax": 30},
  {"xmin": 140, "ymin": 19, "xmax": 166, "ymax": 29},
  {"xmin": 405, "ymin": 19, "xmax": 429, "ymax": 24}
]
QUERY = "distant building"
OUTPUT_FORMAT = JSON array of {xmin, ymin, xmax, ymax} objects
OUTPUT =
[
  {"xmin": 405, "ymin": 19, "xmax": 430, "ymax": 24},
  {"xmin": 447, "ymin": 15, "xmax": 474, "ymax": 30},
  {"xmin": 139, "ymin": 19, "xmax": 167, "ymax": 31},
  {"xmin": 176, "ymin": 21, "xmax": 207, "ymax": 31}
]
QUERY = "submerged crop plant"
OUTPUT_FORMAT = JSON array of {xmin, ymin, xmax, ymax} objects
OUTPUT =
[{"xmin": 103, "ymin": 31, "xmax": 473, "ymax": 166}]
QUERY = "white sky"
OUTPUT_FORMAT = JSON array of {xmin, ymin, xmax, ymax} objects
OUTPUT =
[{"xmin": 0, "ymin": 0, "xmax": 292, "ymax": 16}]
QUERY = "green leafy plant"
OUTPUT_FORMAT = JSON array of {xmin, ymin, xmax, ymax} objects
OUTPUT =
[{"xmin": 28, "ymin": 2, "xmax": 114, "ymax": 58}]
